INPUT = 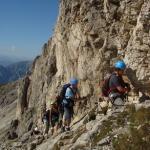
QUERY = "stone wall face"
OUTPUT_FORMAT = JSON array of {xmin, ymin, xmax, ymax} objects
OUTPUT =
[
  {"xmin": 18, "ymin": 0, "xmax": 150, "ymax": 122},
  {"xmin": 124, "ymin": 0, "xmax": 150, "ymax": 93}
]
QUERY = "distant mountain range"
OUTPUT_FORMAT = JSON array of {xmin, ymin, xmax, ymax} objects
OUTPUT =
[
  {"xmin": 0, "ymin": 55, "xmax": 24, "ymax": 67},
  {"xmin": 0, "ymin": 61, "xmax": 32, "ymax": 84}
]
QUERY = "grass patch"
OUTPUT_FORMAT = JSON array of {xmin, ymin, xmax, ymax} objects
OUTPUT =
[
  {"xmin": 92, "ymin": 119, "xmax": 113, "ymax": 146},
  {"xmin": 91, "ymin": 104, "xmax": 150, "ymax": 149},
  {"xmin": 91, "ymin": 110, "xmax": 129, "ymax": 146},
  {"xmin": 116, "ymin": 111, "xmax": 128, "ymax": 127},
  {"xmin": 113, "ymin": 105, "xmax": 150, "ymax": 150}
]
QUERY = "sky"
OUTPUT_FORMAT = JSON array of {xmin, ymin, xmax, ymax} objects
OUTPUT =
[{"xmin": 0, "ymin": 0, "xmax": 59, "ymax": 60}]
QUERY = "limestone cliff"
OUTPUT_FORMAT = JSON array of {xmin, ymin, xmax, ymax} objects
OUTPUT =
[
  {"xmin": 1, "ymin": 0, "xmax": 150, "ymax": 149},
  {"xmin": 25, "ymin": 0, "xmax": 150, "ymax": 122}
]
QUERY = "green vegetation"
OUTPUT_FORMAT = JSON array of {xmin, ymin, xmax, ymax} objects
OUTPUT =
[
  {"xmin": 92, "ymin": 119, "xmax": 114, "ymax": 145},
  {"xmin": 92, "ymin": 104, "xmax": 150, "ymax": 150},
  {"xmin": 113, "ymin": 105, "xmax": 150, "ymax": 150},
  {"xmin": 116, "ymin": 110, "xmax": 128, "ymax": 127}
]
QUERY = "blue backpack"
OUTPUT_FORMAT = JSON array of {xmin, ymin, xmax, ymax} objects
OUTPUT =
[
  {"xmin": 61, "ymin": 84, "xmax": 75, "ymax": 108},
  {"xmin": 60, "ymin": 84, "xmax": 71, "ymax": 99},
  {"xmin": 57, "ymin": 84, "xmax": 71, "ymax": 110}
]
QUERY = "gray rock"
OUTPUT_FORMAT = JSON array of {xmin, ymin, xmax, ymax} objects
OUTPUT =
[
  {"xmin": 20, "ymin": 132, "xmax": 31, "ymax": 143},
  {"xmin": 28, "ymin": 143, "xmax": 36, "ymax": 150},
  {"xmin": 12, "ymin": 142, "xmax": 22, "ymax": 148},
  {"xmin": 97, "ymin": 136, "xmax": 111, "ymax": 146}
]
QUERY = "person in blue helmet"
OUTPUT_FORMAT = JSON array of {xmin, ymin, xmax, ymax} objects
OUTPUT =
[
  {"xmin": 108, "ymin": 60, "xmax": 131, "ymax": 106},
  {"xmin": 61, "ymin": 78, "xmax": 80, "ymax": 132}
]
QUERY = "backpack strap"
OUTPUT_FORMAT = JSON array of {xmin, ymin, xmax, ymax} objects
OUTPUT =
[
  {"xmin": 107, "ymin": 73, "xmax": 118, "ymax": 94},
  {"xmin": 69, "ymin": 87, "xmax": 76, "ymax": 95},
  {"xmin": 65, "ymin": 87, "xmax": 76, "ymax": 99},
  {"xmin": 105, "ymin": 74, "xmax": 113, "ymax": 96}
]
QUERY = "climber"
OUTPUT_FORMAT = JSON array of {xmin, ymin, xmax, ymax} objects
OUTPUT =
[
  {"xmin": 49, "ymin": 100, "xmax": 59, "ymax": 135},
  {"xmin": 61, "ymin": 78, "xmax": 80, "ymax": 132},
  {"xmin": 42, "ymin": 107, "xmax": 50, "ymax": 135},
  {"xmin": 108, "ymin": 60, "xmax": 131, "ymax": 106},
  {"xmin": 55, "ymin": 95, "xmax": 64, "ymax": 128}
]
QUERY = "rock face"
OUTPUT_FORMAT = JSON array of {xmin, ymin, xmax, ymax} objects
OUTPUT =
[
  {"xmin": 0, "ymin": 82, "xmax": 17, "ymax": 109},
  {"xmin": 5, "ymin": 0, "xmax": 149, "ymax": 149},
  {"xmin": 0, "ymin": 82, "xmax": 18, "ymax": 144},
  {"xmin": 23, "ymin": 0, "xmax": 150, "ymax": 122},
  {"xmin": 36, "ymin": 101, "xmax": 150, "ymax": 150},
  {"xmin": 16, "ymin": 76, "xmax": 30, "ymax": 118}
]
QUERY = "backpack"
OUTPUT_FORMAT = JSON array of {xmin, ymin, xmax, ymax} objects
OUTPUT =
[
  {"xmin": 56, "ymin": 84, "xmax": 71, "ymax": 111},
  {"xmin": 101, "ymin": 73, "xmax": 112, "ymax": 97},
  {"xmin": 60, "ymin": 84, "xmax": 71, "ymax": 100},
  {"xmin": 62, "ymin": 86, "xmax": 75, "ymax": 108}
]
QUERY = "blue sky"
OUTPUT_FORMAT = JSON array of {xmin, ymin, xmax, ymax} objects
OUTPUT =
[{"xmin": 0, "ymin": 0, "xmax": 59, "ymax": 60}]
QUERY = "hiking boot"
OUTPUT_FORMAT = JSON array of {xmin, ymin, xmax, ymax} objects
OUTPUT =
[{"xmin": 61, "ymin": 126, "xmax": 65, "ymax": 133}]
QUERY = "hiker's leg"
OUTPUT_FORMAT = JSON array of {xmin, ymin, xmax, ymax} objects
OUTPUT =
[
  {"xmin": 54, "ymin": 123, "xmax": 59, "ymax": 134},
  {"xmin": 65, "ymin": 107, "xmax": 73, "ymax": 131},
  {"xmin": 51, "ymin": 121, "xmax": 56, "ymax": 135},
  {"xmin": 113, "ymin": 97, "xmax": 124, "ymax": 106},
  {"xmin": 109, "ymin": 92, "xmax": 125, "ymax": 109},
  {"xmin": 59, "ymin": 112, "xmax": 63, "ymax": 128},
  {"xmin": 66, "ymin": 119, "xmax": 71, "ymax": 127},
  {"xmin": 61, "ymin": 107, "xmax": 68, "ymax": 132},
  {"xmin": 63, "ymin": 107, "xmax": 71, "ymax": 123},
  {"xmin": 43, "ymin": 120, "xmax": 49, "ymax": 135},
  {"xmin": 62, "ymin": 107, "xmax": 72, "ymax": 131},
  {"xmin": 51, "ymin": 127, "xmax": 54, "ymax": 135},
  {"xmin": 63, "ymin": 108, "xmax": 67, "ymax": 126}
]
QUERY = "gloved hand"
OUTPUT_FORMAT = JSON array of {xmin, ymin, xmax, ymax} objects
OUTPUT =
[{"xmin": 125, "ymin": 83, "xmax": 131, "ymax": 92}]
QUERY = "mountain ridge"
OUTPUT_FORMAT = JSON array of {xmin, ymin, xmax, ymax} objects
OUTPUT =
[
  {"xmin": 0, "ymin": 61, "xmax": 32, "ymax": 84},
  {"xmin": 0, "ymin": 55, "xmax": 31, "ymax": 67}
]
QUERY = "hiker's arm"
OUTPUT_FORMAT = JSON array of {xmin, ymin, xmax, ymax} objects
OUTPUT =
[
  {"xmin": 124, "ymin": 83, "xmax": 131, "ymax": 91},
  {"xmin": 75, "ymin": 91, "xmax": 80, "ymax": 99},
  {"xmin": 74, "ymin": 89, "xmax": 81, "ymax": 101},
  {"xmin": 111, "ymin": 76, "xmax": 130, "ymax": 93},
  {"xmin": 75, "ymin": 96, "xmax": 87, "ymax": 102},
  {"xmin": 116, "ymin": 86, "xmax": 129, "ymax": 93}
]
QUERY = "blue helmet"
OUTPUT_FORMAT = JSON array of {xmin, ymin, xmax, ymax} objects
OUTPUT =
[
  {"xmin": 70, "ymin": 78, "xmax": 78, "ymax": 85},
  {"xmin": 114, "ymin": 60, "xmax": 126, "ymax": 70}
]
